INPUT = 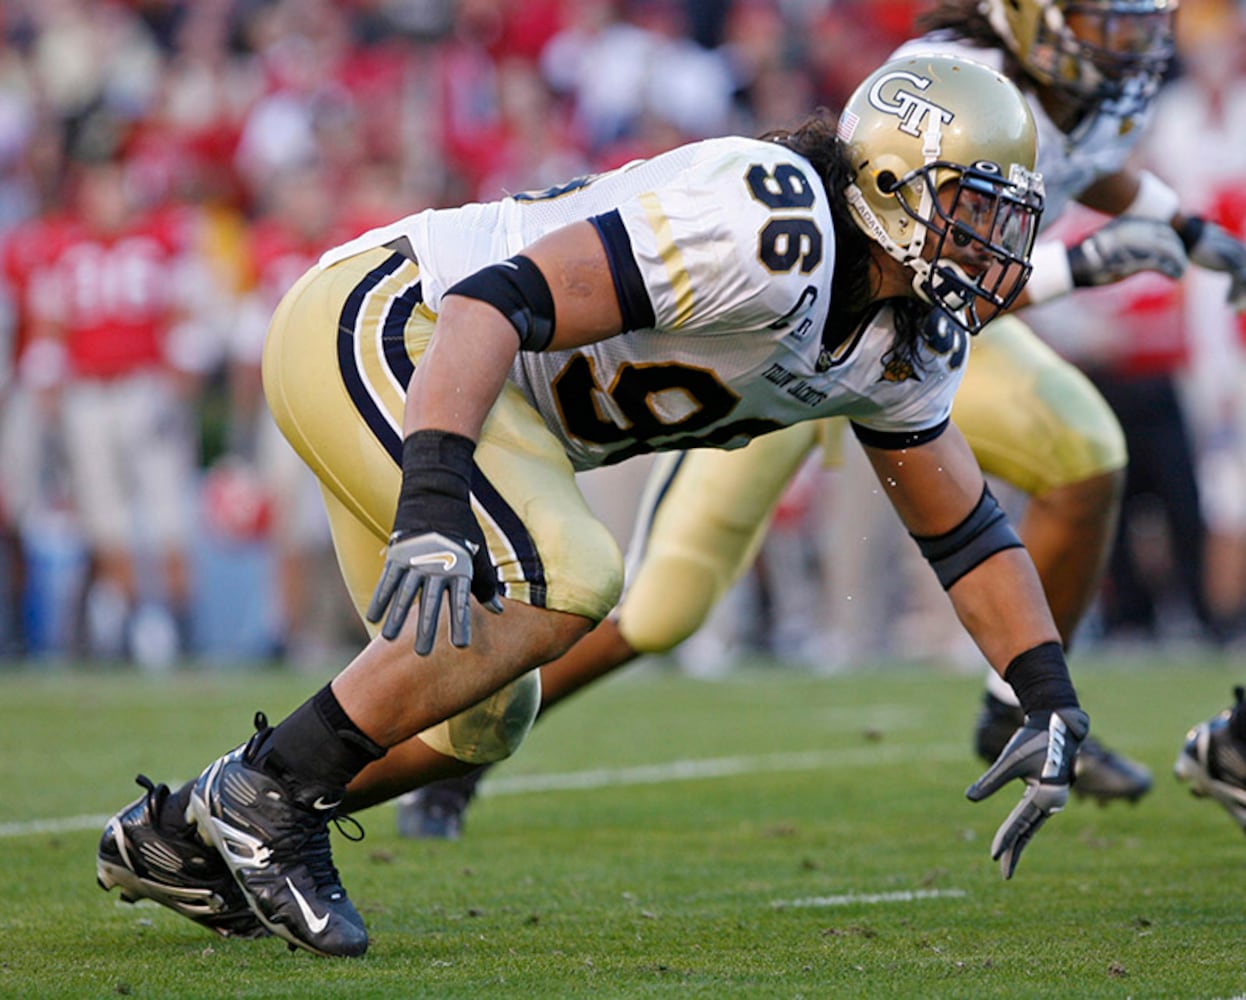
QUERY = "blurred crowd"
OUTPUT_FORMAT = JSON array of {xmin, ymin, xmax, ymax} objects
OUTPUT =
[{"xmin": 0, "ymin": 0, "xmax": 1243, "ymax": 671}]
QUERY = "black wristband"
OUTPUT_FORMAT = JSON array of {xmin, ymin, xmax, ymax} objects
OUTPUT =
[
  {"xmin": 393, "ymin": 429, "xmax": 476, "ymax": 536},
  {"xmin": 1066, "ymin": 242, "xmax": 1095, "ymax": 288},
  {"xmin": 1175, "ymin": 215, "xmax": 1205, "ymax": 253},
  {"xmin": 1004, "ymin": 641, "xmax": 1080, "ymax": 714}
]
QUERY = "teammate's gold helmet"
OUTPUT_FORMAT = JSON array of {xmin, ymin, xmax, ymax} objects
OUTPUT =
[
  {"xmin": 984, "ymin": 0, "xmax": 1176, "ymax": 108},
  {"xmin": 838, "ymin": 54, "xmax": 1044, "ymax": 333}
]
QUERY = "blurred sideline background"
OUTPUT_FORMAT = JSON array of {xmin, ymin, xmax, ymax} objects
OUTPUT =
[{"xmin": 0, "ymin": 0, "xmax": 1244, "ymax": 672}]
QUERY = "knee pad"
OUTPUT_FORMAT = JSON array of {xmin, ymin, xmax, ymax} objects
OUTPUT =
[{"xmin": 417, "ymin": 670, "xmax": 542, "ymax": 765}]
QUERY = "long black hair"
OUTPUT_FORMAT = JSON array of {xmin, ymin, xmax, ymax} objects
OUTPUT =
[{"xmin": 762, "ymin": 112, "xmax": 929, "ymax": 369}]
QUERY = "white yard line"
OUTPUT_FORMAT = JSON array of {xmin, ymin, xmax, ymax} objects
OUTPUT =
[
  {"xmin": 0, "ymin": 742, "xmax": 964, "ymax": 840},
  {"xmin": 477, "ymin": 742, "xmax": 965, "ymax": 795},
  {"xmin": 773, "ymin": 888, "xmax": 967, "ymax": 908}
]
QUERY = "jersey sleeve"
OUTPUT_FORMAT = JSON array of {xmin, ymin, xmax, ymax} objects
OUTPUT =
[
  {"xmin": 603, "ymin": 141, "xmax": 833, "ymax": 336},
  {"xmin": 850, "ymin": 353, "xmax": 965, "ymax": 442},
  {"xmin": 837, "ymin": 304, "xmax": 970, "ymax": 441}
]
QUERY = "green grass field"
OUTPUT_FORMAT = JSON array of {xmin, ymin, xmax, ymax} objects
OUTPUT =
[{"xmin": 3, "ymin": 652, "xmax": 1246, "ymax": 999}]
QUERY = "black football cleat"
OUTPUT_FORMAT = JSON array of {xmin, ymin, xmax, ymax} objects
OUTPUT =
[
  {"xmin": 97, "ymin": 774, "xmax": 267, "ymax": 938},
  {"xmin": 189, "ymin": 714, "xmax": 369, "ymax": 957},
  {"xmin": 1175, "ymin": 686, "xmax": 1246, "ymax": 832},
  {"xmin": 396, "ymin": 767, "xmax": 487, "ymax": 841}
]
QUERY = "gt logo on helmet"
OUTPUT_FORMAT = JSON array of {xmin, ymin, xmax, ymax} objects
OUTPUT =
[{"xmin": 867, "ymin": 70, "xmax": 956, "ymax": 138}]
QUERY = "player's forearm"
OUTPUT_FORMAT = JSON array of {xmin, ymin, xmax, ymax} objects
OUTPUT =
[
  {"xmin": 404, "ymin": 295, "xmax": 521, "ymax": 442},
  {"xmin": 946, "ymin": 548, "xmax": 1062, "ymax": 677},
  {"xmin": 863, "ymin": 428, "xmax": 1061, "ymax": 674},
  {"xmin": 1075, "ymin": 169, "xmax": 1141, "ymax": 217}
]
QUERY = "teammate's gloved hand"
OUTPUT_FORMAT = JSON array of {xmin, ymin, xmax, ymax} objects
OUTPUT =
[
  {"xmin": 1180, "ymin": 217, "xmax": 1246, "ymax": 311},
  {"xmin": 365, "ymin": 430, "xmax": 502, "ymax": 656},
  {"xmin": 965, "ymin": 707, "xmax": 1090, "ymax": 879},
  {"xmin": 1067, "ymin": 217, "xmax": 1187, "ymax": 287}
]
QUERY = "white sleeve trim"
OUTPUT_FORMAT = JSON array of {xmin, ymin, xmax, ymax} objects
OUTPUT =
[
  {"xmin": 1124, "ymin": 170, "xmax": 1180, "ymax": 222},
  {"xmin": 1024, "ymin": 239, "xmax": 1075, "ymax": 305}
]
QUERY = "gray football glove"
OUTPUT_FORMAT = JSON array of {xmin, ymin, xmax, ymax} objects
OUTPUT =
[
  {"xmin": 366, "ymin": 429, "xmax": 503, "ymax": 656},
  {"xmin": 1185, "ymin": 220, "xmax": 1246, "ymax": 310},
  {"xmin": 1068, "ymin": 217, "xmax": 1187, "ymax": 287},
  {"xmin": 965, "ymin": 707, "xmax": 1090, "ymax": 879},
  {"xmin": 367, "ymin": 531, "xmax": 502, "ymax": 656}
]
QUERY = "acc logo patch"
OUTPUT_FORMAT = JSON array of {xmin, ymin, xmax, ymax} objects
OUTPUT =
[{"xmin": 867, "ymin": 69, "xmax": 955, "ymax": 138}]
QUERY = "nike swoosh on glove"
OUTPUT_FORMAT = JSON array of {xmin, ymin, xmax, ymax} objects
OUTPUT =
[
  {"xmin": 367, "ymin": 530, "xmax": 502, "ymax": 656},
  {"xmin": 965, "ymin": 707, "xmax": 1090, "ymax": 879}
]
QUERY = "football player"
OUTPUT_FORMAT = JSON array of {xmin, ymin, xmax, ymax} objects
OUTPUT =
[
  {"xmin": 879, "ymin": 0, "xmax": 1237, "ymax": 789},
  {"xmin": 99, "ymin": 55, "xmax": 1081, "ymax": 956},
  {"xmin": 399, "ymin": 0, "xmax": 1246, "ymax": 838}
]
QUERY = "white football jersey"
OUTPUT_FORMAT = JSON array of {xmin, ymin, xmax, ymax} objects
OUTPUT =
[
  {"xmin": 320, "ymin": 137, "xmax": 965, "ymax": 471},
  {"xmin": 891, "ymin": 34, "xmax": 1153, "ymax": 226}
]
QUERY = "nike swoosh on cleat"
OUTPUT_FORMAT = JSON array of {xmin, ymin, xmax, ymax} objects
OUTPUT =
[
  {"xmin": 287, "ymin": 877, "xmax": 330, "ymax": 935},
  {"xmin": 312, "ymin": 796, "xmax": 342, "ymax": 811}
]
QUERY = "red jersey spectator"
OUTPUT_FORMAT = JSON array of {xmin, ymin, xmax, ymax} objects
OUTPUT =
[{"xmin": 27, "ymin": 154, "xmax": 199, "ymax": 664}]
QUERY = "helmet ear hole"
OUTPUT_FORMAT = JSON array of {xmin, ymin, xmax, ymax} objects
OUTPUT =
[{"xmin": 869, "ymin": 154, "xmax": 910, "ymax": 198}]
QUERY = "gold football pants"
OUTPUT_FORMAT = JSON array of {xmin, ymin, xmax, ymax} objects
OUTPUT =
[{"xmin": 263, "ymin": 248, "xmax": 623, "ymax": 761}]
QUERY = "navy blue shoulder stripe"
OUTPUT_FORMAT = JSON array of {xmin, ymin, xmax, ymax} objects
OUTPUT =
[
  {"xmin": 850, "ymin": 417, "xmax": 950, "ymax": 451},
  {"xmin": 589, "ymin": 210, "xmax": 655, "ymax": 332}
]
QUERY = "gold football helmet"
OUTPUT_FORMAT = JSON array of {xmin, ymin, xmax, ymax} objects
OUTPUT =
[
  {"xmin": 984, "ymin": 0, "xmax": 1177, "ymax": 108},
  {"xmin": 838, "ymin": 54, "xmax": 1044, "ymax": 333}
]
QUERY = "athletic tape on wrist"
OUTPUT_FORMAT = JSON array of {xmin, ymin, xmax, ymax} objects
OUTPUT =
[
  {"xmin": 1174, "ymin": 215, "xmax": 1206, "ymax": 254},
  {"xmin": 393, "ymin": 429, "xmax": 476, "ymax": 534},
  {"xmin": 1124, "ymin": 170, "xmax": 1180, "ymax": 222},
  {"xmin": 1023, "ymin": 239, "xmax": 1075, "ymax": 304}
]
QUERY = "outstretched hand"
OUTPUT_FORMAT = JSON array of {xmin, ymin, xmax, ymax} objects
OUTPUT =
[
  {"xmin": 1185, "ymin": 220, "xmax": 1246, "ymax": 311},
  {"xmin": 366, "ymin": 529, "xmax": 501, "ymax": 656},
  {"xmin": 1068, "ymin": 217, "xmax": 1187, "ymax": 287},
  {"xmin": 965, "ymin": 707, "xmax": 1090, "ymax": 879}
]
